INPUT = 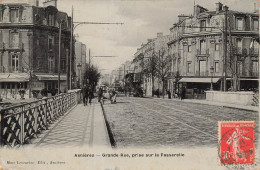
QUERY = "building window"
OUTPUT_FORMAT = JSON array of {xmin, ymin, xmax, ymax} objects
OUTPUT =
[
  {"xmin": 215, "ymin": 44, "xmax": 219, "ymax": 51},
  {"xmin": 252, "ymin": 61, "xmax": 258, "ymax": 74},
  {"xmin": 214, "ymin": 62, "xmax": 219, "ymax": 73},
  {"xmin": 188, "ymin": 45, "xmax": 191, "ymax": 52},
  {"xmin": 61, "ymin": 60, "xmax": 66, "ymax": 71},
  {"xmin": 187, "ymin": 62, "xmax": 192, "ymax": 73},
  {"xmin": 200, "ymin": 20, "xmax": 206, "ymax": 32},
  {"xmin": 48, "ymin": 36, "xmax": 54, "ymax": 51},
  {"xmin": 236, "ymin": 18, "xmax": 243, "ymax": 30},
  {"xmin": 10, "ymin": 8, "xmax": 19, "ymax": 23},
  {"xmin": 237, "ymin": 39, "xmax": 242, "ymax": 54},
  {"xmin": 10, "ymin": 32, "xmax": 19, "ymax": 49},
  {"xmin": 11, "ymin": 54, "xmax": 19, "ymax": 72},
  {"xmin": 199, "ymin": 60, "xmax": 206, "ymax": 73},
  {"xmin": 200, "ymin": 39, "xmax": 206, "ymax": 54},
  {"xmin": 0, "ymin": 9, "xmax": 3, "ymax": 22},
  {"xmin": 48, "ymin": 14, "xmax": 55, "ymax": 26},
  {"xmin": 48, "ymin": 56, "xmax": 54, "ymax": 72},
  {"xmin": 253, "ymin": 19, "xmax": 259, "ymax": 31},
  {"xmin": 252, "ymin": 40, "xmax": 259, "ymax": 54}
]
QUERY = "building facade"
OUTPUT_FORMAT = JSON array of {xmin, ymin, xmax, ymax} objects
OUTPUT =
[
  {"xmin": 133, "ymin": 33, "xmax": 171, "ymax": 96},
  {"xmin": 168, "ymin": 3, "xmax": 259, "ymax": 99},
  {"xmin": 74, "ymin": 37, "xmax": 86, "ymax": 88},
  {"xmin": 0, "ymin": 1, "xmax": 73, "ymax": 99}
]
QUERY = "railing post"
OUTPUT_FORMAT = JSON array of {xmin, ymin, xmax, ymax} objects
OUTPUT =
[
  {"xmin": 19, "ymin": 106, "xmax": 25, "ymax": 145},
  {"xmin": 43, "ymin": 98, "xmax": 48, "ymax": 129},
  {"xmin": 0, "ymin": 110, "xmax": 3, "ymax": 146}
]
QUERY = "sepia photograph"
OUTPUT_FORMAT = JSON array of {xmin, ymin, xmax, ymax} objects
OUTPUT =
[{"xmin": 0, "ymin": 0, "xmax": 259, "ymax": 169}]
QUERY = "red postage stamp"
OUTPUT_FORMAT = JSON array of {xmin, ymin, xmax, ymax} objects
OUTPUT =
[{"xmin": 218, "ymin": 121, "xmax": 255, "ymax": 165}]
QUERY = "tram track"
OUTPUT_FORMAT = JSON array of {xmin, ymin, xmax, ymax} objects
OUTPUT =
[{"xmin": 126, "ymin": 99, "xmax": 218, "ymax": 140}]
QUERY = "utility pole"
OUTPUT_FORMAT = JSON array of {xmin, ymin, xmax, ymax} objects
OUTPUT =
[
  {"xmin": 158, "ymin": 50, "xmax": 160, "ymax": 98},
  {"xmin": 124, "ymin": 64, "xmax": 126, "ymax": 96},
  {"xmin": 69, "ymin": 6, "xmax": 73, "ymax": 90},
  {"xmin": 223, "ymin": 5, "xmax": 228, "ymax": 92},
  {"xmin": 58, "ymin": 22, "xmax": 62, "ymax": 94}
]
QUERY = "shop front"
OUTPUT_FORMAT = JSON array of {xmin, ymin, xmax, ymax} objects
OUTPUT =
[{"xmin": 178, "ymin": 77, "xmax": 221, "ymax": 99}]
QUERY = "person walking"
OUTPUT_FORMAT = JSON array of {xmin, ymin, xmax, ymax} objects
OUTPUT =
[
  {"xmin": 98, "ymin": 87, "xmax": 103, "ymax": 103},
  {"xmin": 89, "ymin": 87, "xmax": 94, "ymax": 104},
  {"xmin": 82, "ymin": 85, "xmax": 89, "ymax": 106}
]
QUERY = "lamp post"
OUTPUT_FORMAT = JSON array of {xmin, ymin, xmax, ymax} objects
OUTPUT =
[{"xmin": 210, "ymin": 66, "xmax": 214, "ymax": 91}]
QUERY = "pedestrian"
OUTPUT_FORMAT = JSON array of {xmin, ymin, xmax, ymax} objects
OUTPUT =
[
  {"xmin": 167, "ymin": 90, "xmax": 171, "ymax": 99},
  {"xmin": 89, "ymin": 87, "xmax": 94, "ymax": 104},
  {"xmin": 82, "ymin": 85, "xmax": 89, "ymax": 106},
  {"xmin": 181, "ymin": 88, "xmax": 185, "ymax": 100},
  {"xmin": 98, "ymin": 87, "xmax": 103, "ymax": 103}
]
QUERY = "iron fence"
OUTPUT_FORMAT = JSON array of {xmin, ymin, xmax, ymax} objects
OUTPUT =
[{"xmin": 0, "ymin": 90, "xmax": 81, "ymax": 148}]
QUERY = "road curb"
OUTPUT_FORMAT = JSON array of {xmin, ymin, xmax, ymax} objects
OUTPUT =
[
  {"xmin": 145, "ymin": 97, "xmax": 258, "ymax": 112},
  {"xmin": 100, "ymin": 103, "xmax": 117, "ymax": 148}
]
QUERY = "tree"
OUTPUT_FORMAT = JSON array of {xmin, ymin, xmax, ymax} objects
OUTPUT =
[
  {"xmin": 155, "ymin": 47, "xmax": 172, "ymax": 98},
  {"xmin": 143, "ymin": 50, "xmax": 158, "ymax": 96},
  {"xmin": 83, "ymin": 64, "xmax": 101, "ymax": 92}
]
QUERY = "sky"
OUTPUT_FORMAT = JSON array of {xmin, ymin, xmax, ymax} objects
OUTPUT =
[{"xmin": 2, "ymin": 0, "xmax": 259, "ymax": 74}]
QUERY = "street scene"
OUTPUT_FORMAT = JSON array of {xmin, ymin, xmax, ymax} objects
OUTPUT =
[
  {"xmin": 0, "ymin": 0, "xmax": 259, "ymax": 169},
  {"xmin": 103, "ymin": 95, "xmax": 258, "ymax": 148}
]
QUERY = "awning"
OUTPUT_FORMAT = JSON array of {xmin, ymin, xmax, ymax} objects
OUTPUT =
[
  {"xmin": 178, "ymin": 77, "xmax": 220, "ymax": 83},
  {"xmin": 36, "ymin": 74, "xmax": 67, "ymax": 81},
  {"xmin": 0, "ymin": 73, "xmax": 29, "ymax": 82},
  {"xmin": 227, "ymin": 78, "xmax": 259, "ymax": 81}
]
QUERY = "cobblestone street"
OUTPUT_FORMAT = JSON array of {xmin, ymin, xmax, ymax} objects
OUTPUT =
[{"xmin": 103, "ymin": 96, "xmax": 259, "ymax": 148}]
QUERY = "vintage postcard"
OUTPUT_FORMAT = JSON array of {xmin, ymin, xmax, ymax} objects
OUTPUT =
[{"xmin": 0, "ymin": 0, "xmax": 259, "ymax": 169}]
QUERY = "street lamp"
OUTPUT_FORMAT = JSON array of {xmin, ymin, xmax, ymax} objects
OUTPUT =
[{"xmin": 210, "ymin": 66, "xmax": 214, "ymax": 91}]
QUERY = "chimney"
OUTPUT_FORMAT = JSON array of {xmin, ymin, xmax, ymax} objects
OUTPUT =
[
  {"xmin": 254, "ymin": 3, "xmax": 258, "ymax": 13},
  {"xmin": 216, "ymin": 2, "xmax": 223, "ymax": 14},
  {"xmin": 194, "ymin": 5, "xmax": 208, "ymax": 17},
  {"xmin": 157, "ymin": 32, "xmax": 163, "ymax": 38},
  {"xmin": 43, "ymin": 0, "xmax": 57, "ymax": 8}
]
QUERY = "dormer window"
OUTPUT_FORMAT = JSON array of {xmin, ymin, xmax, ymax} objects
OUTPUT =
[
  {"xmin": 253, "ymin": 19, "xmax": 258, "ymax": 31},
  {"xmin": 200, "ymin": 20, "xmax": 206, "ymax": 32},
  {"xmin": 10, "ymin": 8, "xmax": 19, "ymax": 23},
  {"xmin": 236, "ymin": 18, "xmax": 243, "ymax": 30}
]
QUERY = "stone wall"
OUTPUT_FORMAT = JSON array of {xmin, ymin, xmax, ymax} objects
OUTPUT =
[{"xmin": 206, "ymin": 91, "xmax": 255, "ymax": 106}]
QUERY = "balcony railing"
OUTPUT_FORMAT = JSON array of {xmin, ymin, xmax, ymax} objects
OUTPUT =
[
  {"xmin": 196, "ymin": 49, "xmax": 209, "ymax": 56},
  {"xmin": 251, "ymin": 72, "xmax": 259, "ymax": 77},
  {"xmin": 195, "ymin": 71, "xmax": 209, "ymax": 76},
  {"xmin": 249, "ymin": 48, "xmax": 259, "ymax": 56}
]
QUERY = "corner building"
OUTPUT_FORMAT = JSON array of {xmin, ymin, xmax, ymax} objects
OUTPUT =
[
  {"xmin": 0, "ymin": 2, "xmax": 73, "ymax": 99},
  {"xmin": 168, "ymin": 3, "xmax": 259, "ymax": 99}
]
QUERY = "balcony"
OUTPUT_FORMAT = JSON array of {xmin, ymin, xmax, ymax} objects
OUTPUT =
[
  {"xmin": 196, "ymin": 49, "xmax": 209, "ymax": 56},
  {"xmin": 195, "ymin": 71, "xmax": 209, "ymax": 77},
  {"xmin": 8, "ymin": 43, "xmax": 24, "ymax": 52},
  {"xmin": 249, "ymin": 48, "xmax": 259, "ymax": 56},
  {"xmin": 251, "ymin": 72, "xmax": 259, "ymax": 77}
]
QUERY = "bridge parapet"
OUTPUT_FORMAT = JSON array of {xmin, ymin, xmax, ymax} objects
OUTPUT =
[{"xmin": 0, "ymin": 90, "xmax": 81, "ymax": 148}]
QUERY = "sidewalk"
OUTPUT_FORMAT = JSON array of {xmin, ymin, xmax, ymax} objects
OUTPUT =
[
  {"xmin": 33, "ymin": 101, "xmax": 111, "ymax": 147},
  {"xmin": 148, "ymin": 96, "xmax": 258, "ymax": 112}
]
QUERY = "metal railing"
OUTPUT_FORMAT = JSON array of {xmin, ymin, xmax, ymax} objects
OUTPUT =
[
  {"xmin": 196, "ymin": 49, "xmax": 209, "ymax": 55},
  {"xmin": 0, "ymin": 90, "xmax": 81, "ymax": 148}
]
